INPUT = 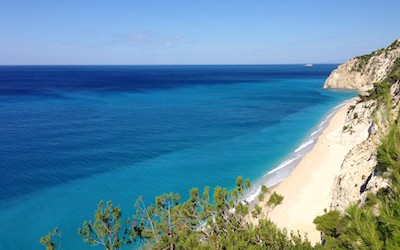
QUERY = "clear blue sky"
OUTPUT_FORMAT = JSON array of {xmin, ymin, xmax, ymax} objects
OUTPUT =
[{"xmin": 1, "ymin": 0, "xmax": 399, "ymax": 65}]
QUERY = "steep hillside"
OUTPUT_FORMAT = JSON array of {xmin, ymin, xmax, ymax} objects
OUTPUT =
[
  {"xmin": 330, "ymin": 79, "xmax": 400, "ymax": 211},
  {"xmin": 324, "ymin": 38, "xmax": 400, "ymax": 211},
  {"xmin": 315, "ymin": 75, "xmax": 400, "ymax": 248}
]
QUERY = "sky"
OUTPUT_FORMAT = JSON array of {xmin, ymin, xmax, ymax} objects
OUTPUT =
[{"xmin": 0, "ymin": 0, "xmax": 399, "ymax": 65}]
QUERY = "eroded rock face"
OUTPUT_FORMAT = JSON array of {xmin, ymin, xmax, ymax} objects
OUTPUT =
[
  {"xmin": 325, "ymin": 39, "xmax": 400, "ymax": 211},
  {"xmin": 323, "ymin": 39, "xmax": 400, "ymax": 92},
  {"xmin": 330, "ymin": 82, "xmax": 399, "ymax": 211}
]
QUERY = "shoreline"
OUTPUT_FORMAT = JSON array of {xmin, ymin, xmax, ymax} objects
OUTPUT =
[
  {"xmin": 251, "ymin": 98, "xmax": 357, "ymax": 243},
  {"xmin": 244, "ymin": 99, "xmax": 352, "ymax": 203}
]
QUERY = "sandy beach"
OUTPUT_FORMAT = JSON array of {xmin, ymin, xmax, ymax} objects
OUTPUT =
[{"xmin": 265, "ymin": 99, "xmax": 357, "ymax": 244}]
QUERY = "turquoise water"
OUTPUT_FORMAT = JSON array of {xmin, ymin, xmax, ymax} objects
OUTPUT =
[{"xmin": 0, "ymin": 65, "xmax": 355, "ymax": 249}]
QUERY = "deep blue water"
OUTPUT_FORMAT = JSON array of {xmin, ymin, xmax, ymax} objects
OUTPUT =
[{"xmin": 0, "ymin": 65, "xmax": 355, "ymax": 249}]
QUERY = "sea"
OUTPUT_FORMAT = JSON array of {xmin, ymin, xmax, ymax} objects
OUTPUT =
[{"xmin": 0, "ymin": 65, "xmax": 355, "ymax": 249}]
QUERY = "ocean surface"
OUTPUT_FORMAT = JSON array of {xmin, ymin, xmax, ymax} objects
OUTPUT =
[{"xmin": 0, "ymin": 65, "xmax": 355, "ymax": 249}]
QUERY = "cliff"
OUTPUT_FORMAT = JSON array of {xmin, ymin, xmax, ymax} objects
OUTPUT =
[
  {"xmin": 323, "ymin": 39, "xmax": 400, "ymax": 92},
  {"xmin": 326, "ymin": 39, "xmax": 400, "ymax": 211},
  {"xmin": 330, "ymin": 81, "xmax": 400, "ymax": 211}
]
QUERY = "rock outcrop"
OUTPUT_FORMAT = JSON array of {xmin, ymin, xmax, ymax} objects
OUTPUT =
[
  {"xmin": 326, "ymin": 39, "xmax": 400, "ymax": 211},
  {"xmin": 330, "ymin": 91, "xmax": 392, "ymax": 211},
  {"xmin": 323, "ymin": 39, "xmax": 400, "ymax": 92}
]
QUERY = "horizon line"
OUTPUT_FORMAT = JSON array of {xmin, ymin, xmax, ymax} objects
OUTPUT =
[{"xmin": 0, "ymin": 62, "xmax": 343, "ymax": 67}]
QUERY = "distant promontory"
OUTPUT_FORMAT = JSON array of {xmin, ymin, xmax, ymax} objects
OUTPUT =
[{"xmin": 323, "ymin": 39, "xmax": 400, "ymax": 91}]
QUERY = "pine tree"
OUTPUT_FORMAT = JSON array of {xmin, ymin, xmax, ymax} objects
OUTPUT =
[
  {"xmin": 78, "ymin": 201, "xmax": 123, "ymax": 250},
  {"xmin": 40, "ymin": 227, "xmax": 61, "ymax": 250}
]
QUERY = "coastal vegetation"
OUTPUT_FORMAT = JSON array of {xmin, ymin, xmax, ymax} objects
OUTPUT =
[
  {"xmin": 78, "ymin": 201, "xmax": 123, "ymax": 250},
  {"xmin": 389, "ymin": 58, "xmax": 400, "ymax": 78},
  {"xmin": 75, "ymin": 177, "xmax": 313, "ymax": 249},
  {"xmin": 352, "ymin": 39, "xmax": 400, "ymax": 73},
  {"xmin": 41, "ymin": 177, "xmax": 315, "ymax": 249},
  {"xmin": 40, "ymin": 227, "xmax": 61, "ymax": 250}
]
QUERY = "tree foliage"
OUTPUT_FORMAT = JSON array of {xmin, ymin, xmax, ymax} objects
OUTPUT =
[
  {"xmin": 78, "ymin": 200, "xmax": 123, "ymax": 250},
  {"xmin": 40, "ymin": 227, "xmax": 61, "ymax": 250},
  {"xmin": 72, "ymin": 176, "xmax": 313, "ymax": 249}
]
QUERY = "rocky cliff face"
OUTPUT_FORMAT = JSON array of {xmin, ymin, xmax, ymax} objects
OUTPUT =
[
  {"xmin": 330, "ymin": 83, "xmax": 399, "ymax": 211},
  {"xmin": 323, "ymin": 39, "xmax": 400, "ymax": 92},
  {"xmin": 326, "ymin": 39, "xmax": 400, "ymax": 211}
]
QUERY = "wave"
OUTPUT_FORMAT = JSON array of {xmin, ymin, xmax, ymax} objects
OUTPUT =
[
  {"xmin": 294, "ymin": 139, "xmax": 314, "ymax": 153},
  {"xmin": 310, "ymin": 130, "xmax": 319, "ymax": 137},
  {"xmin": 267, "ymin": 155, "xmax": 302, "ymax": 175}
]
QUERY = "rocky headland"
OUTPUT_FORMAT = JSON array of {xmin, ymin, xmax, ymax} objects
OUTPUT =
[{"xmin": 323, "ymin": 39, "xmax": 400, "ymax": 92}]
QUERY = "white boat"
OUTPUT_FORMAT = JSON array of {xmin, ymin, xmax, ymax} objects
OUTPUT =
[{"xmin": 305, "ymin": 63, "xmax": 313, "ymax": 67}]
